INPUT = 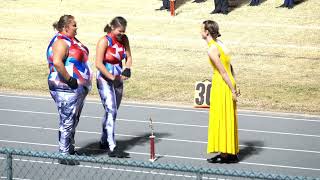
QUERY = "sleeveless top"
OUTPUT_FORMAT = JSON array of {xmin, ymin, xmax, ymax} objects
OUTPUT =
[
  {"xmin": 46, "ymin": 33, "xmax": 92, "ymax": 91},
  {"xmin": 208, "ymin": 39, "xmax": 235, "ymax": 86},
  {"xmin": 97, "ymin": 33, "xmax": 127, "ymax": 79}
]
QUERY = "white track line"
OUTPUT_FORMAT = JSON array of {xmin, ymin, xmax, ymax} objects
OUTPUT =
[
  {"xmin": 1, "ymin": 108, "xmax": 320, "ymax": 137},
  {"xmin": 0, "ymin": 177, "xmax": 30, "ymax": 180},
  {"xmin": 1, "ymin": 139, "xmax": 320, "ymax": 172},
  {"xmin": 1, "ymin": 106, "xmax": 320, "ymax": 133},
  {"xmin": 0, "ymin": 94, "xmax": 319, "ymax": 120},
  {"xmin": 1, "ymin": 123, "xmax": 320, "ymax": 154}
]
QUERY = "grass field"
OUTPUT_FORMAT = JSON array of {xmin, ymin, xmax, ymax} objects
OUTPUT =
[{"xmin": 0, "ymin": 0, "xmax": 319, "ymax": 114}]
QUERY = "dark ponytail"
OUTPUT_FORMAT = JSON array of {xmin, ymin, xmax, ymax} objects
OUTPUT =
[
  {"xmin": 104, "ymin": 24, "xmax": 112, "ymax": 33},
  {"xmin": 103, "ymin": 16, "xmax": 127, "ymax": 33},
  {"xmin": 203, "ymin": 20, "xmax": 221, "ymax": 39}
]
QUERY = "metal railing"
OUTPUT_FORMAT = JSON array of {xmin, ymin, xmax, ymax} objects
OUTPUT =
[{"xmin": 0, "ymin": 147, "xmax": 319, "ymax": 180}]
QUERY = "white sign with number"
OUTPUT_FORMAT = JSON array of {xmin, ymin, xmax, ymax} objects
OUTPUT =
[{"xmin": 194, "ymin": 80, "xmax": 211, "ymax": 108}]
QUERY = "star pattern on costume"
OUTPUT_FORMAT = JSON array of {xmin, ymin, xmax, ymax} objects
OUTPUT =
[
  {"xmin": 110, "ymin": 44, "xmax": 124, "ymax": 60},
  {"xmin": 79, "ymin": 69, "xmax": 89, "ymax": 79}
]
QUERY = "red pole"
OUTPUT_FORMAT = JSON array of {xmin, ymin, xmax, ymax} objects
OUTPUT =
[
  {"xmin": 170, "ymin": 0, "xmax": 175, "ymax": 16},
  {"xmin": 149, "ymin": 135, "xmax": 156, "ymax": 161}
]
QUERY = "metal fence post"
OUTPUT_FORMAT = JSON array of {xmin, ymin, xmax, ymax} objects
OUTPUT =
[
  {"xmin": 6, "ymin": 153, "xmax": 13, "ymax": 180},
  {"xmin": 196, "ymin": 172, "xmax": 202, "ymax": 180}
]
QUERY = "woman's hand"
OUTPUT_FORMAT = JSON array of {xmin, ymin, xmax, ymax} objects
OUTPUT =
[
  {"xmin": 232, "ymin": 90, "xmax": 238, "ymax": 102},
  {"xmin": 236, "ymin": 85, "xmax": 241, "ymax": 97},
  {"xmin": 232, "ymin": 86, "xmax": 241, "ymax": 102},
  {"xmin": 114, "ymin": 75, "xmax": 128, "ymax": 81},
  {"xmin": 121, "ymin": 76, "xmax": 129, "ymax": 80}
]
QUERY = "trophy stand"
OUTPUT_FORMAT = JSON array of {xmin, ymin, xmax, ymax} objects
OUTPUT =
[{"xmin": 149, "ymin": 117, "xmax": 157, "ymax": 162}]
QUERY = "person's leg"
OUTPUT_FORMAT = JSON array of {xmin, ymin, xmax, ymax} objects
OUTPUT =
[
  {"xmin": 249, "ymin": 0, "xmax": 256, "ymax": 6},
  {"xmin": 97, "ymin": 77, "xmax": 118, "ymax": 152},
  {"xmin": 287, "ymin": 0, "xmax": 294, "ymax": 8},
  {"xmin": 114, "ymin": 83, "xmax": 123, "ymax": 110},
  {"xmin": 211, "ymin": 0, "xmax": 222, "ymax": 13},
  {"xmin": 220, "ymin": 0, "xmax": 229, "ymax": 14},
  {"xmin": 70, "ymin": 87, "xmax": 88, "ymax": 154},
  {"xmin": 51, "ymin": 91, "xmax": 78, "ymax": 155},
  {"xmin": 279, "ymin": 0, "xmax": 287, "ymax": 7},
  {"xmin": 163, "ymin": 0, "xmax": 170, "ymax": 9}
]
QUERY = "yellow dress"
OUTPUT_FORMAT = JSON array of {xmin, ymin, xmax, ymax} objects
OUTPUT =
[{"xmin": 207, "ymin": 39, "xmax": 239, "ymax": 155}]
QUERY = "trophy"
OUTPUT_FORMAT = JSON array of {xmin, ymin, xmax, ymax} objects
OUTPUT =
[{"xmin": 149, "ymin": 117, "xmax": 157, "ymax": 162}]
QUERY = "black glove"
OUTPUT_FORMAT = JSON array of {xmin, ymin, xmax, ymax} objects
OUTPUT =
[
  {"xmin": 66, "ymin": 77, "xmax": 78, "ymax": 89},
  {"xmin": 121, "ymin": 68, "xmax": 131, "ymax": 78}
]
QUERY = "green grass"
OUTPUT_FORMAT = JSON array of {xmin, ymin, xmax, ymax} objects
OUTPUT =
[{"xmin": 0, "ymin": 0, "xmax": 319, "ymax": 114}]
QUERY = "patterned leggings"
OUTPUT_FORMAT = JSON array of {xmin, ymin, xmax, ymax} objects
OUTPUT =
[
  {"xmin": 97, "ymin": 77, "xmax": 123, "ymax": 151},
  {"xmin": 50, "ymin": 87, "xmax": 88, "ymax": 154}
]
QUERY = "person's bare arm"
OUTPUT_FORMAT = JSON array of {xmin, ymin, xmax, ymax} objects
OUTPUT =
[
  {"xmin": 95, "ymin": 37, "xmax": 116, "ymax": 80},
  {"xmin": 208, "ymin": 46, "xmax": 237, "ymax": 101},
  {"xmin": 52, "ymin": 39, "xmax": 71, "ymax": 81}
]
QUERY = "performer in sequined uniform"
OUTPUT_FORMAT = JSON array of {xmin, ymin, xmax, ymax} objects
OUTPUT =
[
  {"xmin": 46, "ymin": 15, "xmax": 92, "ymax": 164},
  {"xmin": 95, "ymin": 16, "xmax": 132, "ymax": 158}
]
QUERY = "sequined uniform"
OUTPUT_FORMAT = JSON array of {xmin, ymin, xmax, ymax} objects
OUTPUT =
[
  {"xmin": 46, "ymin": 33, "xmax": 92, "ymax": 154},
  {"xmin": 96, "ymin": 33, "xmax": 127, "ymax": 151}
]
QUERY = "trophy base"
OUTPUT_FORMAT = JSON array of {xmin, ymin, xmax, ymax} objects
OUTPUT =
[{"xmin": 149, "ymin": 157, "xmax": 158, "ymax": 162}]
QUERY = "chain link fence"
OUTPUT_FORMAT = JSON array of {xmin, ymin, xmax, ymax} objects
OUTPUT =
[{"xmin": 0, "ymin": 147, "xmax": 319, "ymax": 180}]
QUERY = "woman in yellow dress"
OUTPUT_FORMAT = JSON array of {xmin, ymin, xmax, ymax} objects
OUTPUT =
[{"xmin": 201, "ymin": 20, "xmax": 240, "ymax": 163}]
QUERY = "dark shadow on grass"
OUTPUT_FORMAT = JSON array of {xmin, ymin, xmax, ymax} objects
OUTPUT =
[
  {"xmin": 229, "ymin": 0, "xmax": 267, "ymax": 12},
  {"xmin": 238, "ymin": 141, "xmax": 264, "ymax": 161},
  {"xmin": 294, "ymin": 0, "xmax": 308, "ymax": 6},
  {"xmin": 191, "ymin": 0, "xmax": 207, "ymax": 3},
  {"xmin": 175, "ymin": 0, "xmax": 193, "ymax": 9},
  {"xmin": 76, "ymin": 132, "xmax": 171, "ymax": 157}
]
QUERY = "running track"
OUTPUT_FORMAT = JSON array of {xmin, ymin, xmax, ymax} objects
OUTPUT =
[{"xmin": 0, "ymin": 93, "xmax": 319, "ymax": 178}]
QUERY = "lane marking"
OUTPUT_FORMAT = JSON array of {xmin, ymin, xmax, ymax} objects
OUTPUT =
[
  {"xmin": 0, "ymin": 176, "xmax": 30, "ymax": 180},
  {"xmin": 1, "ymin": 139, "xmax": 320, "ymax": 172},
  {"xmin": 0, "ymin": 94, "xmax": 319, "ymax": 120},
  {"xmin": 1, "ymin": 108, "xmax": 320, "ymax": 138},
  {"xmin": 1, "ymin": 124, "xmax": 320, "ymax": 154}
]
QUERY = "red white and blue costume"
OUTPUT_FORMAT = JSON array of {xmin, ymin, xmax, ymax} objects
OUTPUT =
[
  {"xmin": 96, "ymin": 33, "xmax": 126, "ymax": 151},
  {"xmin": 46, "ymin": 33, "xmax": 92, "ymax": 154}
]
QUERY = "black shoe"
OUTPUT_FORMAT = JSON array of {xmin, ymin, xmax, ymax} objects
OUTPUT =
[
  {"xmin": 58, "ymin": 159, "xmax": 80, "ymax": 166},
  {"xmin": 70, "ymin": 150, "xmax": 82, "ymax": 156},
  {"xmin": 192, "ymin": 0, "xmax": 205, "ymax": 3},
  {"xmin": 108, "ymin": 147, "xmax": 130, "ymax": 158},
  {"xmin": 210, "ymin": 9, "xmax": 221, "ymax": 14},
  {"xmin": 99, "ymin": 142, "xmax": 109, "ymax": 150},
  {"xmin": 227, "ymin": 155, "xmax": 240, "ymax": 163},
  {"xmin": 156, "ymin": 6, "xmax": 168, "ymax": 11},
  {"xmin": 207, "ymin": 154, "xmax": 238, "ymax": 164},
  {"xmin": 207, "ymin": 155, "xmax": 222, "ymax": 163},
  {"xmin": 219, "ymin": 154, "xmax": 239, "ymax": 164},
  {"xmin": 287, "ymin": 5, "xmax": 294, "ymax": 9},
  {"xmin": 249, "ymin": 1, "xmax": 256, "ymax": 6},
  {"xmin": 221, "ymin": 10, "xmax": 229, "ymax": 15}
]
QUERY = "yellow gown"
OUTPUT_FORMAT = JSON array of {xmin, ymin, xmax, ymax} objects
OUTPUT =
[{"xmin": 207, "ymin": 39, "xmax": 239, "ymax": 155}]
